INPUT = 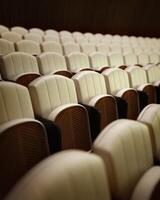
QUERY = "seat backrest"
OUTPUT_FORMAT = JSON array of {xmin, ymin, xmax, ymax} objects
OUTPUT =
[
  {"xmin": 149, "ymin": 53, "xmax": 160, "ymax": 64},
  {"xmin": 0, "ymin": 39, "xmax": 15, "ymax": 55},
  {"xmin": 5, "ymin": 150, "xmax": 111, "ymax": 200},
  {"xmin": 41, "ymin": 41, "xmax": 63, "ymax": 54},
  {"xmin": 11, "ymin": 26, "xmax": 28, "ymax": 35},
  {"xmin": 45, "ymin": 29, "xmax": 59, "ymax": 37},
  {"xmin": 16, "ymin": 40, "xmax": 41, "ymax": 55},
  {"xmin": 63, "ymin": 42, "xmax": 80, "ymax": 55},
  {"xmin": 60, "ymin": 30, "xmax": 72, "ymax": 38},
  {"xmin": 108, "ymin": 52, "xmax": 124, "ymax": 66},
  {"xmin": 96, "ymin": 44, "xmax": 110, "ymax": 54},
  {"xmin": 37, "ymin": 52, "xmax": 67, "ymax": 74},
  {"xmin": 110, "ymin": 44, "xmax": 122, "ymax": 53},
  {"xmin": 126, "ymin": 66, "xmax": 148, "ymax": 87},
  {"xmin": 138, "ymin": 104, "xmax": 160, "ymax": 163},
  {"xmin": 89, "ymin": 52, "xmax": 109, "ymax": 69},
  {"xmin": 93, "ymin": 119, "xmax": 153, "ymax": 200},
  {"xmin": 29, "ymin": 75, "xmax": 78, "ymax": 118},
  {"xmin": 29, "ymin": 28, "xmax": 44, "ymax": 36},
  {"xmin": 137, "ymin": 53, "xmax": 149, "ymax": 65},
  {"xmin": 102, "ymin": 68, "xmax": 130, "ymax": 95},
  {"xmin": 1, "ymin": 52, "xmax": 39, "ymax": 80},
  {"xmin": 80, "ymin": 43, "xmax": 95, "ymax": 54},
  {"xmin": 0, "ymin": 81, "xmax": 34, "ymax": 124},
  {"xmin": 24, "ymin": 33, "xmax": 43, "ymax": 43},
  {"xmin": 43, "ymin": 35, "xmax": 60, "ymax": 43},
  {"xmin": 1, "ymin": 31, "xmax": 22, "ymax": 43},
  {"xmin": 61, "ymin": 36, "xmax": 75, "ymax": 44},
  {"xmin": 67, "ymin": 52, "xmax": 90, "ymax": 72},
  {"xmin": 124, "ymin": 52, "xmax": 138, "ymax": 65},
  {"xmin": 144, "ymin": 65, "xmax": 160, "ymax": 83},
  {"xmin": 73, "ymin": 71, "xmax": 107, "ymax": 104},
  {"xmin": 0, "ymin": 25, "xmax": 9, "ymax": 34}
]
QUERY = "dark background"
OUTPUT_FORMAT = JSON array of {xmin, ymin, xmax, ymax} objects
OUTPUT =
[{"xmin": 0, "ymin": 0, "xmax": 160, "ymax": 37}]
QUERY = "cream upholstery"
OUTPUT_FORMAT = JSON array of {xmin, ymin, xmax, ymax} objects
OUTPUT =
[
  {"xmin": 73, "ymin": 71, "xmax": 107, "ymax": 105},
  {"xmin": 93, "ymin": 119, "xmax": 154, "ymax": 200},
  {"xmin": 110, "ymin": 44, "xmax": 122, "ymax": 53},
  {"xmin": 44, "ymin": 35, "xmax": 60, "ymax": 43},
  {"xmin": 126, "ymin": 66, "xmax": 148, "ymax": 88},
  {"xmin": 138, "ymin": 104, "xmax": 160, "ymax": 163},
  {"xmin": 67, "ymin": 52, "xmax": 90, "ymax": 72},
  {"xmin": 60, "ymin": 30, "xmax": 72, "ymax": 37},
  {"xmin": 24, "ymin": 33, "xmax": 43, "ymax": 43},
  {"xmin": 89, "ymin": 52, "xmax": 109, "ymax": 70},
  {"xmin": 63, "ymin": 43, "xmax": 80, "ymax": 55},
  {"xmin": 0, "ymin": 39, "xmax": 15, "ymax": 55},
  {"xmin": 5, "ymin": 150, "xmax": 111, "ymax": 200},
  {"xmin": 41, "ymin": 41, "xmax": 63, "ymax": 54},
  {"xmin": 0, "ymin": 25, "xmax": 9, "ymax": 34},
  {"xmin": 124, "ymin": 52, "xmax": 138, "ymax": 65},
  {"xmin": 96, "ymin": 44, "xmax": 110, "ymax": 54},
  {"xmin": 137, "ymin": 53, "xmax": 149, "ymax": 65},
  {"xmin": 72, "ymin": 31, "xmax": 84, "ymax": 39},
  {"xmin": 108, "ymin": 52, "xmax": 124, "ymax": 67},
  {"xmin": 45, "ymin": 29, "xmax": 59, "ymax": 37},
  {"xmin": 1, "ymin": 31, "xmax": 22, "ymax": 43},
  {"xmin": 61, "ymin": 37, "xmax": 75, "ymax": 44},
  {"xmin": 1, "ymin": 52, "xmax": 39, "ymax": 81},
  {"xmin": 149, "ymin": 53, "xmax": 160, "ymax": 64},
  {"xmin": 75, "ymin": 37, "xmax": 88, "ymax": 44},
  {"xmin": 102, "ymin": 68, "xmax": 130, "ymax": 95},
  {"xmin": 29, "ymin": 75, "xmax": 77, "ymax": 118},
  {"xmin": 29, "ymin": 28, "xmax": 44, "ymax": 36},
  {"xmin": 16, "ymin": 40, "xmax": 41, "ymax": 55},
  {"xmin": 37, "ymin": 52, "xmax": 67, "ymax": 75},
  {"xmin": 11, "ymin": 26, "xmax": 28, "ymax": 35},
  {"xmin": 80, "ymin": 43, "xmax": 95, "ymax": 54},
  {"xmin": 144, "ymin": 65, "xmax": 160, "ymax": 85},
  {"xmin": 0, "ymin": 81, "xmax": 34, "ymax": 124}
]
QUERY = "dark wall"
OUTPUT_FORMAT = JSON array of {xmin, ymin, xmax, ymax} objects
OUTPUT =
[{"xmin": 0, "ymin": 0, "xmax": 160, "ymax": 37}]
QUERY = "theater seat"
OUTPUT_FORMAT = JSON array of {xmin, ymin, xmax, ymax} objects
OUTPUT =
[
  {"xmin": 1, "ymin": 52, "xmax": 41, "ymax": 87},
  {"xmin": 11, "ymin": 26, "xmax": 28, "ymax": 36},
  {"xmin": 108, "ymin": 52, "xmax": 126, "ymax": 69},
  {"xmin": 0, "ymin": 81, "xmax": 49, "ymax": 199},
  {"xmin": 0, "ymin": 39, "xmax": 15, "ymax": 55},
  {"xmin": 73, "ymin": 71, "xmax": 118, "ymax": 131},
  {"xmin": 93, "ymin": 119, "xmax": 160, "ymax": 200},
  {"xmin": 29, "ymin": 28, "xmax": 44, "ymax": 36},
  {"xmin": 124, "ymin": 52, "xmax": 138, "ymax": 66},
  {"xmin": 41, "ymin": 41, "xmax": 63, "ymax": 54},
  {"xmin": 80, "ymin": 43, "xmax": 96, "ymax": 54},
  {"xmin": 0, "ymin": 25, "xmax": 9, "ymax": 34},
  {"xmin": 16, "ymin": 40, "xmax": 41, "ymax": 55},
  {"xmin": 5, "ymin": 150, "xmax": 111, "ymax": 200},
  {"xmin": 63, "ymin": 42, "xmax": 80, "ymax": 55},
  {"xmin": 1, "ymin": 31, "xmax": 22, "ymax": 43},
  {"xmin": 37, "ymin": 52, "xmax": 73, "ymax": 78},
  {"xmin": 102, "ymin": 68, "xmax": 140, "ymax": 119},
  {"xmin": 29, "ymin": 75, "xmax": 92, "ymax": 150},
  {"xmin": 24, "ymin": 33, "xmax": 43, "ymax": 43}
]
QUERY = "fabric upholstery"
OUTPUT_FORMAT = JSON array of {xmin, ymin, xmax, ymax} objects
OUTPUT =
[
  {"xmin": 41, "ymin": 41, "xmax": 63, "ymax": 54},
  {"xmin": 144, "ymin": 65, "xmax": 160, "ymax": 84},
  {"xmin": 124, "ymin": 53, "xmax": 138, "ymax": 65},
  {"xmin": 89, "ymin": 52, "xmax": 109, "ymax": 70},
  {"xmin": 0, "ymin": 25, "xmax": 9, "ymax": 34},
  {"xmin": 29, "ymin": 28, "xmax": 44, "ymax": 36},
  {"xmin": 149, "ymin": 53, "xmax": 160, "ymax": 64},
  {"xmin": 63, "ymin": 43, "xmax": 80, "ymax": 55},
  {"xmin": 24, "ymin": 33, "xmax": 43, "ymax": 43},
  {"xmin": 0, "ymin": 39, "xmax": 15, "ymax": 55},
  {"xmin": 1, "ymin": 31, "xmax": 22, "ymax": 43},
  {"xmin": 137, "ymin": 53, "xmax": 149, "ymax": 65},
  {"xmin": 11, "ymin": 26, "xmax": 28, "ymax": 35},
  {"xmin": 108, "ymin": 52, "xmax": 124, "ymax": 66},
  {"xmin": 80, "ymin": 43, "xmax": 95, "ymax": 54}
]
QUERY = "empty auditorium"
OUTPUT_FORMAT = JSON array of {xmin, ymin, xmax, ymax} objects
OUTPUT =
[{"xmin": 0, "ymin": 0, "xmax": 160, "ymax": 199}]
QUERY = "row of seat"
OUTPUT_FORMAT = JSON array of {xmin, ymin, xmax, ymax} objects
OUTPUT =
[{"xmin": 4, "ymin": 103, "xmax": 160, "ymax": 200}]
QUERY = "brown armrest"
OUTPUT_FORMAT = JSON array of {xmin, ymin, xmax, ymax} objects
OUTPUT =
[{"xmin": 16, "ymin": 73, "xmax": 41, "ymax": 87}]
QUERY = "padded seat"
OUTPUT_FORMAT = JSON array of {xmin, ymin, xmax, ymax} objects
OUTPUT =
[
  {"xmin": 108, "ymin": 52, "xmax": 126, "ymax": 69},
  {"xmin": 44, "ymin": 35, "xmax": 60, "ymax": 43},
  {"xmin": 0, "ymin": 39, "xmax": 15, "ymax": 55},
  {"xmin": 96, "ymin": 43, "xmax": 110, "ymax": 54},
  {"xmin": 63, "ymin": 42, "xmax": 80, "ymax": 55},
  {"xmin": 73, "ymin": 71, "xmax": 118, "ymax": 130},
  {"xmin": 29, "ymin": 28, "xmax": 44, "ymax": 36},
  {"xmin": 1, "ymin": 31, "xmax": 22, "ymax": 43},
  {"xmin": 0, "ymin": 81, "xmax": 49, "ymax": 199},
  {"xmin": 41, "ymin": 41, "xmax": 63, "ymax": 54},
  {"xmin": 1, "ymin": 52, "xmax": 41, "ymax": 87},
  {"xmin": 137, "ymin": 53, "xmax": 150, "ymax": 66},
  {"xmin": 37, "ymin": 52, "xmax": 72, "ymax": 78},
  {"xmin": 24, "ymin": 33, "xmax": 43, "ymax": 43},
  {"xmin": 80, "ymin": 43, "xmax": 96, "ymax": 54},
  {"xmin": 149, "ymin": 53, "xmax": 160, "ymax": 65},
  {"xmin": 124, "ymin": 52, "xmax": 138, "ymax": 66},
  {"xmin": 29, "ymin": 75, "xmax": 92, "ymax": 150},
  {"xmin": 16, "ymin": 40, "xmax": 41, "ymax": 55},
  {"xmin": 5, "ymin": 150, "xmax": 111, "ymax": 200},
  {"xmin": 103, "ymin": 68, "xmax": 140, "ymax": 119},
  {"xmin": 0, "ymin": 25, "xmax": 9, "ymax": 34},
  {"xmin": 11, "ymin": 26, "xmax": 28, "ymax": 35},
  {"xmin": 93, "ymin": 119, "xmax": 160, "ymax": 200}
]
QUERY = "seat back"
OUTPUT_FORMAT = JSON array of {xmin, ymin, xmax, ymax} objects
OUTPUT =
[
  {"xmin": 0, "ymin": 39, "xmax": 15, "ymax": 55},
  {"xmin": 1, "ymin": 31, "xmax": 22, "ymax": 43},
  {"xmin": 63, "ymin": 42, "xmax": 80, "ymax": 55},
  {"xmin": 149, "ymin": 53, "xmax": 160, "ymax": 64},
  {"xmin": 108, "ymin": 52, "xmax": 124, "ymax": 66},
  {"xmin": 96, "ymin": 43, "xmax": 110, "ymax": 54},
  {"xmin": 24, "ymin": 33, "xmax": 43, "ymax": 43},
  {"xmin": 138, "ymin": 104, "xmax": 160, "ymax": 163},
  {"xmin": 73, "ymin": 71, "xmax": 107, "ymax": 104},
  {"xmin": 41, "ymin": 41, "xmax": 63, "ymax": 54},
  {"xmin": 44, "ymin": 35, "xmax": 60, "ymax": 43},
  {"xmin": 89, "ymin": 52, "xmax": 109, "ymax": 70},
  {"xmin": 29, "ymin": 28, "xmax": 44, "ymax": 36},
  {"xmin": 126, "ymin": 66, "xmax": 148, "ymax": 87},
  {"xmin": 0, "ymin": 81, "xmax": 34, "ymax": 124},
  {"xmin": 145, "ymin": 65, "xmax": 160, "ymax": 83},
  {"xmin": 37, "ymin": 52, "xmax": 67, "ymax": 74},
  {"xmin": 124, "ymin": 52, "xmax": 138, "ymax": 65},
  {"xmin": 29, "ymin": 75, "xmax": 78, "ymax": 118},
  {"xmin": 1, "ymin": 52, "xmax": 39, "ymax": 80},
  {"xmin": 93, "ymin": 119, "xmax": 153, "ymax": 200},
  {"xmin": 0, "ymin": 25, "xmax": 9, "ymax": 34},
  {"xmin": 16, "ymin": 40, "xmax": 41, "ymax": 55},
  {"xmin": 102, "ymin": 68, "xmax": 130, "ymax": 95},
  {"xmin": 137, "ymin": 53, "xmax": 149, "ymax": 65},
  {"xmin": 80, "ymin": 43, "xmax": 95, "ymax": 54},
  {"xmin": 11, "ymin": 26, "xmax": 28, "ymax": 35},
  {"xmin": 5, "ymin": 150, "xmax": 111, "ymax": 200},
  {"xmin": 67, "ymin": 52, "xmax": 90, "ymax": 72}
]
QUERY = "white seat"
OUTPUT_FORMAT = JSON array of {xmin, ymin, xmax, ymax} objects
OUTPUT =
[
  {"xmin": 11, "ymin": 26, "xmax": 28, "ymax": 35},
  {"xmin": 0, "ymin": 39, "xmax": 15, "ymax": 55},
  {"xmin": 1, "ymin": 31, "xmax": 22, "ymax": 43},
  {"xmin": 41, "ymin": 41, "xmax": 63, "ymax": 54}
]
